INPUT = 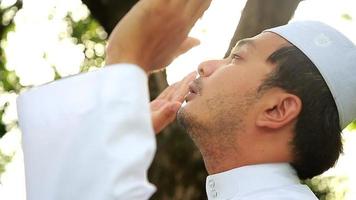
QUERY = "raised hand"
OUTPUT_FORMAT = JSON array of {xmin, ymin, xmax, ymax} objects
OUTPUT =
[
  {"xmin": 151, "ymin": 71, "xmax": 197, "ymax": 133},
  {"xmin": 105, "ymin": 0, "xmax": 212, "ymax": 72}
]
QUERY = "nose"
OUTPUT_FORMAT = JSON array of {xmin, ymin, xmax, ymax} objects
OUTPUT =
[{"xmin": 197, "ymin": 60, "xmax": 224, "ymax": 77}]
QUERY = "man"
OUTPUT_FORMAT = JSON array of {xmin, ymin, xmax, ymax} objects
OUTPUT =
[
  {"xmin": 177, "ymin": 24, "xmax": 355, "ymax": 199},
  {"xmin": 17, "ymin": 0, "xmax": 356, "ymax": 200}
]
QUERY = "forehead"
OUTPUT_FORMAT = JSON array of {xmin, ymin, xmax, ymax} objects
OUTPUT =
[{"xmin": 233, "ymin": 32, "xmax": 290, "ymax": 58}]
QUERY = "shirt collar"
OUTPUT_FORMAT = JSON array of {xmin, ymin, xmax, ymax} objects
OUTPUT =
[{"xmin": 206, "ymin": 163, "xmax": 300, "ymax": 200}]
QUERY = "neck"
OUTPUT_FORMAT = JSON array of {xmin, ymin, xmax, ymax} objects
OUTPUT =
[
  {"xmin": 196, "ymin": 132, "xmax": 293, "ymax": 175},
  {"xmin": 193, "ymin": 132, "xmax": 247, "ymax": 174},
  {"xmin": 200, "ymin": 147, "xmax": 244, "ymax": 174},
  {"xmin": 199, "ymin": 142, "xmax": 257, "ymax": 174}
]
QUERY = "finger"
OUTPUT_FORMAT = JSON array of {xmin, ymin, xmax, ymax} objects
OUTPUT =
[
  {"xmin": 155, "ymin": 71, "xmax": 197, "ymax": 102},
  {"xmin": 172, "ymin": 71, "xmax": 197, "ymax": 102},
  {"xmin": 162, "ymin": 71, "xmax": 197, "ymax": 102},
  {"xmin": 155, "ymin": 82, "xmax": 179, "ymax": 100},
  {"xmin": 152, "ymin": 102, "xmax": 182, "ymax": 134},
  {"xmin": 150, "ymin": 99, "xmax": 167, "ymax": 111},
  {"xmin": 174, "ymin": 37, "xmax": 200, "ymax": 58},
  {"xmin": 159, "ymin": 37, "xmax": 199, "ymax": 68}
]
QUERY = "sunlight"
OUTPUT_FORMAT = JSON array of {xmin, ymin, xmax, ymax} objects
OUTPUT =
[
  {"xmin": 167, "ymin": 0, "xmax": 247, "ymax": 84},
  {"xmin": 0, "ymin": 0, "xmax": 17, "ymax": 9}
]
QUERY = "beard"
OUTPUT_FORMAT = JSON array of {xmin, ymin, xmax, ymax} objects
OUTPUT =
[
  {"xmin": 177, "ymin": 89, "xmax": 260, "ymax": 146},
  {"xmin": 177, "ymin": 89, "xmax": 261, "ymax": 172},
  {"xmin": 177, "ymin": 106, "xmax": 209, "ymax": 148},
  {"xmin": 177, "ymin": 106, "xmax": 202, "ymax": 135}
]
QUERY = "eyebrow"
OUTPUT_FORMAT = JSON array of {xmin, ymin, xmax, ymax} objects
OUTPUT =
[{"xmin": 233, "ymin": 39, "xmax": 256, "ymax": 52}]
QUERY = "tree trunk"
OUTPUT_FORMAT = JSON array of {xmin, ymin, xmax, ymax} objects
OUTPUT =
[
  {"xmin": 81, "ymin": 0, "xmax": 138, "ymax": 33},
  {"xmin": 225, "ymin": 0, "xmax": 302, "ymax": 58},
  {"xmin": 81, "ymin": 0, "xmax": 302, "ymax": 199}
]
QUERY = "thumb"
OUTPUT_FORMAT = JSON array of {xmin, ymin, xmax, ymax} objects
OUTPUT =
[
  {"xmin": 152, "ymin": 102, "xmax": 182, "ymax": 134},
  {"xmin": 157, "ymin": 37, "xmax": 200, "ymax": 69},
  {"xmin": 175, "ymin": 37, "xmax": 200, "ymax": 57}
]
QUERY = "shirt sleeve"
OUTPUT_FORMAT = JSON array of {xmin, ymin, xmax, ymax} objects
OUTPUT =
[{"xmin": 17, "ymin": 64, "xmax": 156, "ymax": 200}]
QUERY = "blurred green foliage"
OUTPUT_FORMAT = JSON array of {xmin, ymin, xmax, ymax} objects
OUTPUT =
[
  {"xmin": 0, "ymin": 0, "xmax": 22, "ymax": 180},
  {"xmin": 304, "ymin": 176, "xmax": 348, "ymax": 200},
  {"xmin": 0, "ymin": 149, "xmax": 12, "ymax": 178},
  {"xmin": 65, "ymin": 12, "xmax": 107, "ymax": 73},
  {"xmin": 341, "ymin": 13, "xmax": 353, "ymax": 21},
  {"xmin": 0, "ymin": 0, "xmax": 107, "ymax": 177},
  {"xmin": 0, "ymin": 1, "xmax": 22, "ymax": 138},
  {"xmin": 346, "ymin": 121, "xmax": 356, "ymax": 131}
]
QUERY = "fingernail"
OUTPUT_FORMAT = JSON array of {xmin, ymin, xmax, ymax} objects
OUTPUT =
[{"xmin": 188, "ymin": 71, "xmax": 197, "ymax": 79}]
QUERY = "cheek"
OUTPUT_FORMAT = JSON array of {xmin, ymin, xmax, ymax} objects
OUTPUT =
[
  {"xmin": 181, "ymin": 97, "xmax": 211, "ymax": 125},
  {"xmin": 203, "ymin": 70, "xmax": 252, "ymax": 96}
]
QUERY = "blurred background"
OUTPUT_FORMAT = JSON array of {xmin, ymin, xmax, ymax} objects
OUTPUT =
[{"xmin": 0, "ymin": 0, "xmax": 355, "ymax": 199}]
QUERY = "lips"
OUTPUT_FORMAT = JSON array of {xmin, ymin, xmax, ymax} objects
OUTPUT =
[
  {"xmin": 185, "ymin": 80, "xmax": 200, "ymax": 102},
  {"xmin": 189, "ymin": 83, "xmax": 199, "ymax": 95}
]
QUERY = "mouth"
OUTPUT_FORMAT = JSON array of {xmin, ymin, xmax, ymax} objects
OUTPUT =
[{"xmin": 185, "ymin": 82, "xmax": 200, "ymax": 102}]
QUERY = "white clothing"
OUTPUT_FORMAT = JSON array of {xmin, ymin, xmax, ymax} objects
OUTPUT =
[
  {"xmin": 206, "ymin": 163, "xmax": 318, "ymax": 200},
  {"xmin": 17, "ymin": 64, "xmax": 156, "ymax": 200}
]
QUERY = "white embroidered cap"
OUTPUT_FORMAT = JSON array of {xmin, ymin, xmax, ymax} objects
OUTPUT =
[{"xmin": 265, "ymin": 21, "xmax": 356, "ymax": 129}]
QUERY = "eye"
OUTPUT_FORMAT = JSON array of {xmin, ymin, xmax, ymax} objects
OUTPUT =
[{"xmin": 230, "ymin": 53, "xmax": 242, "ymax": 63}]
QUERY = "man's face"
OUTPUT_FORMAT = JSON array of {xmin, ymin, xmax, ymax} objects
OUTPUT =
[{"xmin": 178, "ymin": 32, "xmax": 289, "ymax": 136}]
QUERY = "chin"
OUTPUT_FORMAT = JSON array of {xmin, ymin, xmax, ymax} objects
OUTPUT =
[
  {"xmin": 177, "ymin": 106, "xmax": 187, "ymax": 127},
  {"xmin": 177, "ymin": 104, "xmax": 203, "ymax": 133},
  {"xmin": 177, "ymin": 105, "xmax": 195, "ymax": 131}
]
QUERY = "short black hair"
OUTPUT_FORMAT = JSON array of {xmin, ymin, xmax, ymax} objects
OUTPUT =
[{"xmin": 259, "ymin": 45, "xmax": 343, "ymax": 179}]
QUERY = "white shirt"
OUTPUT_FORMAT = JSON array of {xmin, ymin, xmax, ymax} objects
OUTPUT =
[
  {"xmin": 206, "ymin": 163, "xmax": 318, "ymax": 200},
  {"xmin": 17, "ymin": 64, "xmax": 156, "ymax": 200}
]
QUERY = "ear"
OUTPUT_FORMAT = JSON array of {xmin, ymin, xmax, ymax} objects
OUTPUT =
[{"xmin": 256, "ymin": 94, "xmax": 302, "ymax": 129}]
